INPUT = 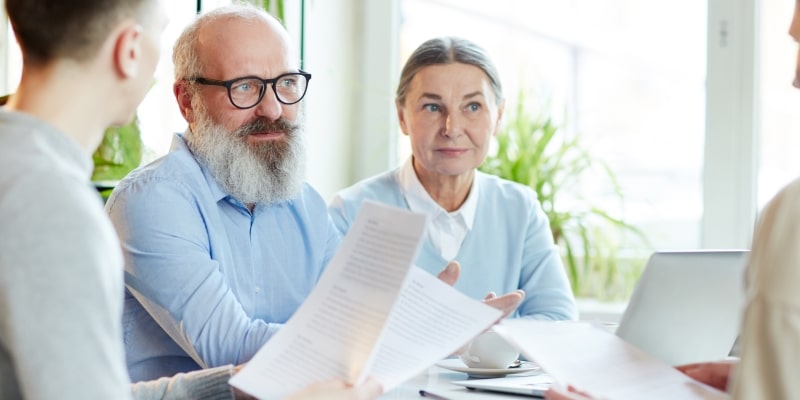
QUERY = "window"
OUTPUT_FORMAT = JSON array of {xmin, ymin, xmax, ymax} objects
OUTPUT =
[
  {"xmin": 758, "ymin": 0, "xmax": 800, "ymax": 207},
  {"xmin": 137, "ymin": 0, "xmax": 199, "ymax": 162}
]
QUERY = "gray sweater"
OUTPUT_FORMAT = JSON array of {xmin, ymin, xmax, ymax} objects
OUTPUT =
[{"xmin": 0, "ymin": 110, "xmax": 233, "ymax": 400}]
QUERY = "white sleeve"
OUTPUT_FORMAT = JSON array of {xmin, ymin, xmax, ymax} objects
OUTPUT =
[{"xmin": 732, "ymin": 179, "xmax": 800, "ymax": 399}]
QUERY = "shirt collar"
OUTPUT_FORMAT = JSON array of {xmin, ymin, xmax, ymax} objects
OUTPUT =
[{"xmin": 399, "ymin": 156, "xmax": 479, "ymax": 229}]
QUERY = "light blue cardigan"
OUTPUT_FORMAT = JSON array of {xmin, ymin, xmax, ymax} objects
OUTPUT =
[{"xmin": 329, "ymin": 168, "xmax": 578, "ymax": 320}]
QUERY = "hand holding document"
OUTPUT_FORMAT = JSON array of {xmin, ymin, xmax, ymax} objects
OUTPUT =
[
  {"xmin": 230, "ymin": 201, "xmax": 503, "ymax": 399},
  {"xmin": 494, "ymin": 320, "xmax": 730, "ymax": 400}
]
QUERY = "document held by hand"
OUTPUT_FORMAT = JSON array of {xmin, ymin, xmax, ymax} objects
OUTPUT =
[
  {"xmin": 229, "ymin": 201, "xmax": 502, "ymax": 399},
  {"xmin": 494, "ymin": 320, "xmax": 729, "ymax": 400}
]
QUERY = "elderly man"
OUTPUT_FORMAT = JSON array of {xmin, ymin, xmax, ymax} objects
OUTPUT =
[{"xmin": 106, "ymin": 4, "xmax": 340, "ymax": 382}]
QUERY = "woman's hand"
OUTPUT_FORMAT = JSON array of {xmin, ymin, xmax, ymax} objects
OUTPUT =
[
  {"xmin": 483, "ymin": 290, "xmax": 525, "ymax": 320},
  {"xmin": 436, "ymin": 261, "xmax": 461, "ymax": 286}
]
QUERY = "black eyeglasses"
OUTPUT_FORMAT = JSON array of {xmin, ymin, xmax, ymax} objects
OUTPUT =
[{"xmin": 190, "ymin": 71, "xmax": 311, "ymax": 109}]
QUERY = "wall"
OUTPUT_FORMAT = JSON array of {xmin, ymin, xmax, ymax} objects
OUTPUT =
[{"xmin": 303, "ymin": 0, "xmax": 399, "ymax": 200}]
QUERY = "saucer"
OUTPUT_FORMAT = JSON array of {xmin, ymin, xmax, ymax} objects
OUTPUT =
[{"xmin": 434, "ymin": 358, "xmax": 540, "ymax": 378}]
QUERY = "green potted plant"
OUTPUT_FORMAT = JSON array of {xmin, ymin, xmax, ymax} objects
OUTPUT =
[
  {"xmin": 479, "ymin": 90, "xmax": 649, "ymax": 300},
  {"xmin": 91, "ymin": 116, "xmax": 142, "ymax": 200}
]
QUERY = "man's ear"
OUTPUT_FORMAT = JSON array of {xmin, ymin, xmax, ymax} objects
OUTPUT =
[
  {"xmin": 175, "ymin": 81, "xmax": 195, "ymax": 122},
  {"xmin": 113, "ymin": 22, "xmax": 143, "ymax": 79}
]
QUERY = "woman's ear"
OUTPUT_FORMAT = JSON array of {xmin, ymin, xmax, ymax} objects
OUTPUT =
[
  {"xmin": 113, "ymin": 22, "xmax": 143, "ymax": 79},
  {"xmin": 493, "ymin": 99, "xmax": 506, "ymax": 137},
  {"xmin": 396, "ymin": 101, "xmax": 409, "ymax": 136}
]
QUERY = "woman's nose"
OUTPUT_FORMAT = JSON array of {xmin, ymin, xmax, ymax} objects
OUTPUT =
[{"xmin": 443, "ymin": 113, "xmax": 463, "ymax": 137}]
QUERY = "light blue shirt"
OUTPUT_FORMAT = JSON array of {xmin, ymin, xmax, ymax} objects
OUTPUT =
[
  {"xmin": 107, "ymin": 133, "xmax": 340, "ymax": 381},
  {"xmin": 329, "ymin": 167, "xmax": 577, "ymax": 321}
]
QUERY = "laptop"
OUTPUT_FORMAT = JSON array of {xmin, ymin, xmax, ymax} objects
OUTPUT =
[
  {"xmin": 614, "ymin": 250, "xmax": 749, "ymax": 365},
  {"xmin": 450, "ymin": 374, "xmax": 553, "ymax": 398}
]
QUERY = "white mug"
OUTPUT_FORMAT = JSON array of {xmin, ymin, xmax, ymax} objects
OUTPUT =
[{"xmin": 459, "ymin": 329, "xmax": 519, "ymax": 369}]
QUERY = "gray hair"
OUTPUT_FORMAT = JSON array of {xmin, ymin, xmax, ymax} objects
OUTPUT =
[
  {"xmin": 172, "ymin": 3, "xmax": 274, "ymax": 83},
  {"xmin": 396, "ymin": 36, "xmax": 504, "ymax": 107}
]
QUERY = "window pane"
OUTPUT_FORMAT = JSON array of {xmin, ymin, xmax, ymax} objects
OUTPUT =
[
  {"xmin": 137, "ymin": 0, "xmax": 200, "ymax": 162},
  {"xmin": 758, "ymin": 0, "xmax": 800, "ymax": 207}
]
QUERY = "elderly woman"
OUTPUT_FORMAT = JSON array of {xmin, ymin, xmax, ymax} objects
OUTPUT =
[{"xmin": 329, "ymin": 37, "xmax": 576, "ymax": 321}]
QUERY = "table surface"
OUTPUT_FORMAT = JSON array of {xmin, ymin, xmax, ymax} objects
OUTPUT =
[{"xmin": 382, "ymin": 363, "xmax": 544, "ymax": 399}]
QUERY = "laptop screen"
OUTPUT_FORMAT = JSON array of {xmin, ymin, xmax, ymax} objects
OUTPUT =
[{"xmin": 614, "ymin": 250, "xmax": 748, "ymax": 365}]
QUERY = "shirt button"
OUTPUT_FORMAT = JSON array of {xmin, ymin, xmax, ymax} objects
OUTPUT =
[{"xmin": 255, "ymin": 286, "xmax": 261, "ymax": 293}]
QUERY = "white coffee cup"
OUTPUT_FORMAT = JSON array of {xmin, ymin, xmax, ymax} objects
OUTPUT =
[{"xmin": 459, "ymin": 329, "xmax": 519, "ymax": 369}]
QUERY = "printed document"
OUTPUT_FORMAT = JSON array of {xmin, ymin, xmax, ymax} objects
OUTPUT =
[
  {"xmin": 494, "ymin": 320, "xmax": 730, "ymax": 400},
  {"xmin": 230, "ymin": 201, "xmax": 502, "ymax": 399}
]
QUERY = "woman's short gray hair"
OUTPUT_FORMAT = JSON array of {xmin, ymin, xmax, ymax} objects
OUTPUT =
[{"xmin": 396, "ymin": 36, "xmax": 503, "ymax": 107}]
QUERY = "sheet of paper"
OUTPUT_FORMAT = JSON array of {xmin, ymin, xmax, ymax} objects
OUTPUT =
[
  {"xmin": 494, "ymin": 320, "xmax": 730, "ymax": 400},
  {"xmin": 229, "ymin": 201, "xmax": 426, "ymax": 399},
  {"xmin": 229, "ymin": 201, "xmax": 501, "ymax": 399},
  {"xmin": 357, "ymin": 265, "xmax": 502, "ymax": 389}
]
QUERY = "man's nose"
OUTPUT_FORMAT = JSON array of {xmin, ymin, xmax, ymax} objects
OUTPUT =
[{"xmin": 254, "ymin": 87, "xmax": 283, "ymax": 120}]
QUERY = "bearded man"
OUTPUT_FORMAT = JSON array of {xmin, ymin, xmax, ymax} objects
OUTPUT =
[{"xmin": 106, "ymin": 5, "xmax": 341, "ymax": 382}]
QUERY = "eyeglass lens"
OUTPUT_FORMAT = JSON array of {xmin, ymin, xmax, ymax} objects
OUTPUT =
[{"xmin": 229, "ymin": 73, "xmax": 308, "ymax": 108}]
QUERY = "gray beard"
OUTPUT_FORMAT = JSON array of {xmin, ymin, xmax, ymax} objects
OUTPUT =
[{"xmin": 184, "ymin": 109, "xmax": 306, "ymax": 205}]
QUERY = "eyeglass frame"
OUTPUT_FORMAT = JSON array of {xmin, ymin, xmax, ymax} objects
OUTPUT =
[{"xmin": 189, "ymin": 70, "xmax": 312, "ymax": 109}]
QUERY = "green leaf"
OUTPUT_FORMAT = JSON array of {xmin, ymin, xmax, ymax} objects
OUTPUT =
[{"xmin": 91, "ymin": 117, "xmax": 142, "ymax": 182}]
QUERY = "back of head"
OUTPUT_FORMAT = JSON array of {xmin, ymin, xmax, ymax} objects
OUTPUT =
[
  {"xmin": 172, "ymin": 3, "xmax": 281, "ymax": 82},
  {"xmin": 5, "ymin": 0, "xmax": 153, "ymax": 65},
  {"xmin": 396, "ymin": 36, "xmax": 504, "ymax": 106}
]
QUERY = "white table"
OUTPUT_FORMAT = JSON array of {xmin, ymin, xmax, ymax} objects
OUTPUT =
[{"xmin": 382, "ymin": 364, "xmax": 543, "ymax": 399}]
